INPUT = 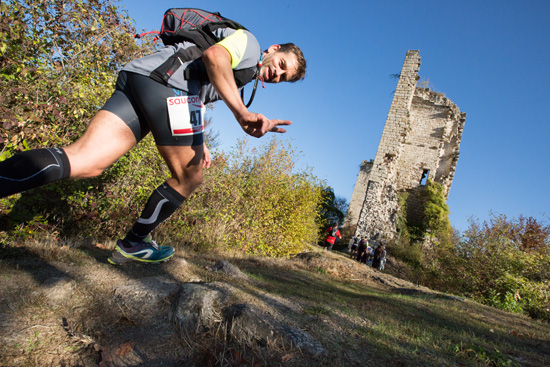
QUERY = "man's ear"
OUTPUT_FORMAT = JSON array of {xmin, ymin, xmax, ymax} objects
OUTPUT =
[{"xmin": 265, "ymin": 44, "xmax": 281, "ymax": 54}]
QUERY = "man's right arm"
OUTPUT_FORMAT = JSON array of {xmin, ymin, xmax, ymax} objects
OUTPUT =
[{"xmin": 202, "ymin": 45, "xmax": 292, "ymax": 138}]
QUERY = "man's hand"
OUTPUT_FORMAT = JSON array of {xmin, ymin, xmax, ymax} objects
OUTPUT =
[
  {"xmin": 237, "ymin": 111, "xmax": 292, "ymax": 138},
  {"xmin": 202, "ymin": 143, "xmax": 211, "ymax": 169}
]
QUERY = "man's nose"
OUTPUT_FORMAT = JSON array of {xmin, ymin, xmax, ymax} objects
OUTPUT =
[{"xmin": 275, "ymin": 69, "xmax": 284, "ymax": 82}]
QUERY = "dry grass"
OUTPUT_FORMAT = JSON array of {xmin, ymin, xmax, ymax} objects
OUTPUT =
[{"xmin": 0, "ymin": 240, "xmax": 549, "ymax": 366}]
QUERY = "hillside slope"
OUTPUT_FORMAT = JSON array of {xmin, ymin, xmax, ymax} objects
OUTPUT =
[{"xmin": 0, "ymin": 240, "xmax": 549, "ymax": 367}]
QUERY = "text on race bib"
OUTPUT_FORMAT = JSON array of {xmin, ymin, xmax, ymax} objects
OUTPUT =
[{"xmin": 166, "ymin": 95, "xmax": 205, "ymax": 136}]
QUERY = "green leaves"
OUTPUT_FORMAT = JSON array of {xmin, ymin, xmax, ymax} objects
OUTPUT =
[
  {"xmin": 0, "ymin": 0, "xmax": 153, "ymax": 240},
  {"xmin": 167, "ymin": 138, "xmax": 323, "ymax": 256},
  {"xmin": 422, "ymin": 180, "xmax": 452, "ymax": 244},
  {"xmin": 392, "ymin": 179, "xmax": 550, "ymax": 322},
  {"xmin": 318, "ymin": 187, "xmax": 347, "ymax": 229},
  {"xmin": 0, "ymin": 0, "xmax": 152, "ymax": 154}
]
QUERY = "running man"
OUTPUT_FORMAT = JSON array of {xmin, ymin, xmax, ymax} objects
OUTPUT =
[{"xmin": 0, "ymin": 22, "xmax": 306, "ymax": 264}]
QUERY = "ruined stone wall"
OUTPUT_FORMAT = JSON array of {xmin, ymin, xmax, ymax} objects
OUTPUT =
[
  {"xmin": 344, "ymin": 50, "xmax": 465, "ymax": 239},
  {"xmin": 347, "ymin": 50, "xmax": 421, "ymax": 239},
  {"xmin": 343, "ymin": 160, "xmax": 372, "ymax": 232},
  {"xmin": 400, "ymin": 88, "xmax": 466, "ymax": 225},
  {"xmin": 398, "ymin": 88, "xmax": 465, "ymax": 194}
]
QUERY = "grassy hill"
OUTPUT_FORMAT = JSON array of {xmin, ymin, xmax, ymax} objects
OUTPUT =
[{"xmin": 0, "ymin": 239, "xmax": 548, "ymax": 366}]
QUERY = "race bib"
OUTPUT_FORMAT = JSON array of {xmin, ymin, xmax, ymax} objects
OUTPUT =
[{"xmin": 166, "ymin": 95, "xmax": 205, "ymax": 136}]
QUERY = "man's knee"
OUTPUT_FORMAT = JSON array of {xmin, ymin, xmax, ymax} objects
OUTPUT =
[
  {"xmin": 65, "ymin": 151, "xmax": 107, "ymax": 178},
  {"xmin": 158, "ymin": 144, "xmax": 205, "ymax": 197},
  {"xmin": 168, "ymin": 165, "xmax": 204, "ymax": 197},
  {"xmin": 183, "ymin": 166, "xmax": 204, "ymax": 189},
  {"xmin": 72, "ymin": 165, "xmax": 106, "ymax": 179}
]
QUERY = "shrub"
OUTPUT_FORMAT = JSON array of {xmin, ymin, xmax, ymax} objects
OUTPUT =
[
  {"xmin": 444, "ymin": 215, "xmax": 550, "ymax": 321},
  {"xmin": 389, "ymin": 183, "xmax": 550, "ymax": 321},
  {"xmin": 0, "ymin": 0, "xmax": 154, "ymax": 241},
  {"xmin": 161, "ymin": 138, "xmax": 323, "ymax": 257}
]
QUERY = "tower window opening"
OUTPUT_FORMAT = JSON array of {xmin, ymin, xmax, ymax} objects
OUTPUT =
[{"xmin": 420, "ymin": 169, "xmax": 429, "ymax": 186}]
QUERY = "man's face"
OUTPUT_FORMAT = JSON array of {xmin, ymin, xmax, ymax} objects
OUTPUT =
[{"xmin": 259, "ymin": 45, "xmax": 299, "ymax": 83}]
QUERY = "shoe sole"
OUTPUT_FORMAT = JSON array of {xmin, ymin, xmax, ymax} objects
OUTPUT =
[
  {"xmin": 107, "ymin": 250, "xmax": 132, "ymax": 265},
  {"xmin": 108, "ymin": 245, "xmax": 174, "ymax": 265}
]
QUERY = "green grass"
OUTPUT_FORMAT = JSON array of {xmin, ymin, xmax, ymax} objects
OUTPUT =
[{"xmin": 235, "ymin": 259, "xmax": 549, "ymax": 366}]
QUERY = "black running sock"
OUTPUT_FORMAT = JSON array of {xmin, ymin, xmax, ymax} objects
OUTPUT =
[
  {"xmin": 0, "ymin": 147, "xmax": 71, "ymax": 198},
  {"xmin": 124, "ymin": 181, "xmax": 185, "ymax": 244}
]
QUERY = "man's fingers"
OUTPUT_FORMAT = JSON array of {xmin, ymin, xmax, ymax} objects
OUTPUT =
[
  {"xmin": 267, "ymin": 119, "xmax": 292, "ymax": 134},
  {"xmin": 270, "ymin": 127, "xmax": 287, "ymax": 133},
  {"xmin": 240, "ymin": 115, "xmax": 292, "ymax": 137},
  {"xmin": 271, "ymin": 119, "xmax": 292, "ymax": 126}
]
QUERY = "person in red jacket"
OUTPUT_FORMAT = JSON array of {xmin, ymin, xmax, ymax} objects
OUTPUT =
[{"xmin": 323, "ymin": 223, "xmax": 341, "ymax": 251}]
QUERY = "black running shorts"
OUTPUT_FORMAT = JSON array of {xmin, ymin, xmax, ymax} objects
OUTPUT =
[{"xmin": 101, "ymin": 71, "xmax": 203, "ymax": 146}]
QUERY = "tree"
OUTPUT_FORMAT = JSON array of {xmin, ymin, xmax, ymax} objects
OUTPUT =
[
  {"xmin": 0, "ymin": 0, "xmax": 156, "ymax": 240},
  {"xmin": 318, "ymin": 187, "xmax": 347, "ymax": 227},
  {"xmin": 0, "ymin": 0, "xmax": 151, "ymax": 154},
  {"xmin": 422, "ymin": 180, "xmax": 453, "ymax": 246},
  {"xmin": 441, "ymin": 214, "xmax": 550, "ymax": 320}
]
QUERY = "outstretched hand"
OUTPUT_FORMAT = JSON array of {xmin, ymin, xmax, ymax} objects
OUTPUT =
[{"xmin": 237, "ymin": 111, "xmax": 292, "ymax": 138}]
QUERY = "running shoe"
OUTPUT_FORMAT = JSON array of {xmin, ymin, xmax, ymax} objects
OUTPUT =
[{"xmin": 108, "ymin": 237, "xmax": 174, "ymax": 265}]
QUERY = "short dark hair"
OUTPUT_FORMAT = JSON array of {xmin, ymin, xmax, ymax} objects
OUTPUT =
[{"xmin": 277, "ymin": 43, "xmax": 306, "ymax": 82}]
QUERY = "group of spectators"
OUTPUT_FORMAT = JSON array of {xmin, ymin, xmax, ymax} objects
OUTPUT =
[
  {"xmin": 348, "ymin": 235, "xmax": 387, "ymax": 271},
  {"xmin": 322, "ymin": 224, "xmax": 387, "ymax": 271}
]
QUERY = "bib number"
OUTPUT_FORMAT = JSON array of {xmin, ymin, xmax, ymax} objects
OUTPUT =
[{"xmin": 166, "ymin": 95, "xmax": 205, "ymax": 136}]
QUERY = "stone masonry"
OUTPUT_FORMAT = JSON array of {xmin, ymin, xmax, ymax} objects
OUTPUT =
[{"xmin": 344, "ymin": 50, "xmax": 466, "ymax": 241}]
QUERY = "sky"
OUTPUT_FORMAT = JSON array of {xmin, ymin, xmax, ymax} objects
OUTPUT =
[{"xmin": 118, "ymin": 0, "xmax": 549, "ymax": 232}]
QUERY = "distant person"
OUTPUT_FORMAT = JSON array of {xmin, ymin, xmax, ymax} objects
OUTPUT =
[
  {"xmin": 372, "ymin": 245, "xmax": 387, "ymax": 271},
  {"xmin": 359, "ymin": 238, "xmax": 371, "ymax": 264},
  {"xmin": 323, "ymin": 223, "xmax": 341, "ymax": 251},
  {"xmin": 356, "ymin": 236, "xmax": 367, "ymax": 262},
  {"xmin": 349, "ymin": 236, "xmax": 359, "ymax": 258},
  {"xmin": 365, "ymin": 242, "xmax": 374, "ymax": 265},
  {"xmin": 348, "ymin": 236, "xmax": 355, "ymax": 254},
  {"xmin": 378, "ymin": 245, "xmax": 387, "ymax": 270}
]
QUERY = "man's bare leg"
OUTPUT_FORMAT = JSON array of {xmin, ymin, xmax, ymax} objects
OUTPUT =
[
  {"xmin": 64, "ymin": 110, "xmax": 137, "ymax": 178},
  {"xmin": 0, "ymin": 110, "xmax": 136, "ymax": 198}
]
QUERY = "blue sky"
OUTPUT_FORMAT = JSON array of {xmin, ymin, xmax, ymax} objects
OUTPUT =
[{"xmin": 119, "ymin": 0, "xmax": 549, "ymax": 232}]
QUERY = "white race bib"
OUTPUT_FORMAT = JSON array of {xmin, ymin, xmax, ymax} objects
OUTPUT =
[{"xmin": 166, "ymin": 95, "xmax": 205, "ymax": 136}]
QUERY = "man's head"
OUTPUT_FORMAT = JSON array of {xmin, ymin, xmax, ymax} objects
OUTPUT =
[{"xmin": 260, "ymin": 43, "xmax": 306, "ymax": 83}]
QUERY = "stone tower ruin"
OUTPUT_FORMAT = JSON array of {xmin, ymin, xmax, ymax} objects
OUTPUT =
[{"xmin": 344, "ymin": 50, "xmax": 466, "ymax": 241}]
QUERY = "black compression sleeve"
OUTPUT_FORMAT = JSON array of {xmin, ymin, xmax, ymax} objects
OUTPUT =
[
  {"xmin": 125, "ymin": 181, "xmax": 185, "ymax": 242},
  {"xmin": 0, "ymin": 147, "xmax": 71, "ymax": 198}
]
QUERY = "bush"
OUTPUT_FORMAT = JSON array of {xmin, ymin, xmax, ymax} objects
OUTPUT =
[
  {"xmin": 441, "ymin": 215, "xmax": 550, "ymax": 321},
  {"xmin": 388, "ymin": 236, "xmax": 424, "ymax": 269},
  {"xmin": 520, "ymin": 281, "xmax": 550, "ymax": 320},
  {"xmin": 161, "ymin": 138, "xmax": 323, "ymax": 257},
  {"xmin": 0, "ymin": 0, "xmax": 154, "ymax": 241},
  {"xmin": 389, "ymin": 182, "xmax": 550, "ymax": 321}
]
